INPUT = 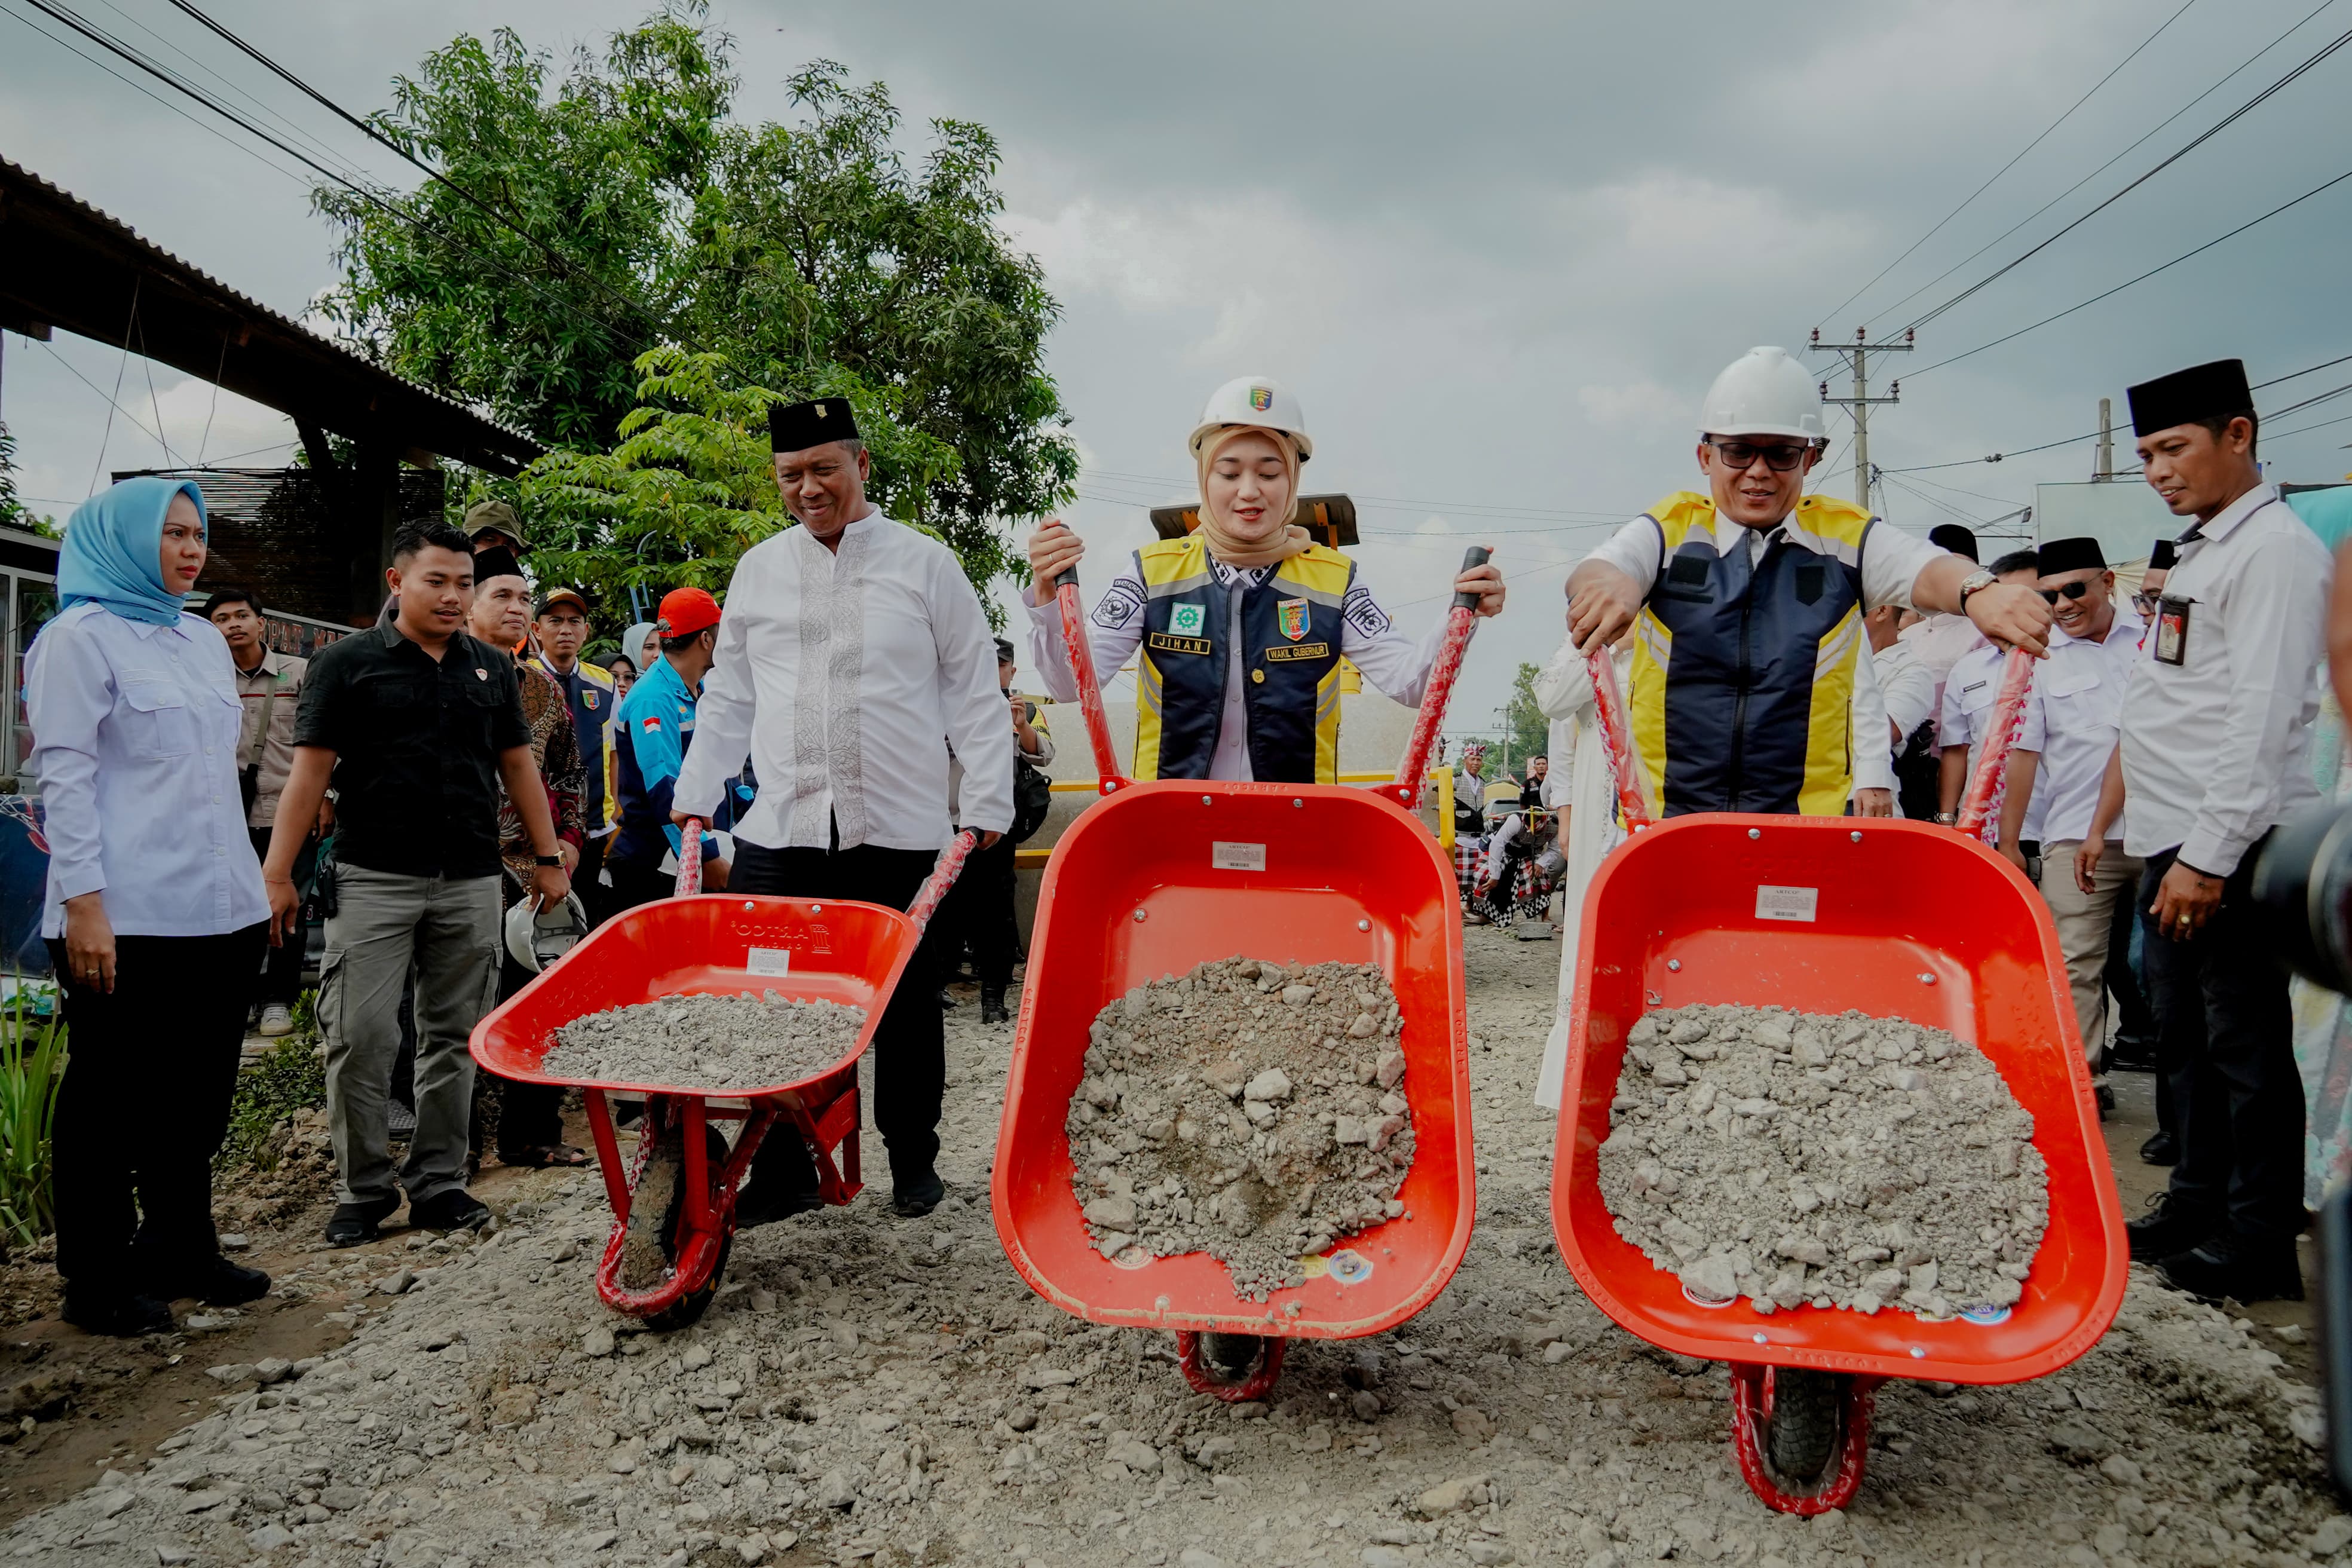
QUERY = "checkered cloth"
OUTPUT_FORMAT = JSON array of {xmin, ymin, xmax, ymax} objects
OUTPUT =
[{"xmin": 1453, "ymin": 837, "xmax": 1485, "ymax": 901}]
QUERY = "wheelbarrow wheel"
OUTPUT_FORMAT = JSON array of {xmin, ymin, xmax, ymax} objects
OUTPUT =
[
  {"xmin": 620, "ymin": 1120, "xmax": 734, "ymax": 1333},
  {"xmin": 1175, "ymin": 1331, "xmax": 1285, "ymax": 1402},
  {"xmin": 1765, "ymin": 1369, "xmax": 1841, "ymax": 1482}
]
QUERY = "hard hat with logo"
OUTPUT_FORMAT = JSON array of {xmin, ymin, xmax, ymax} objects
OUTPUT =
[
  {"xmin": 504, "ymin": 891, "xmax": 590, "ymax": 975},
  {"xmin": 1188, "ymin": 376, "xmax": 1313, "ymax": 461},
  {"xmin": 1696, "ymin": 347, "xmax": 1826, "ymax": 443}
]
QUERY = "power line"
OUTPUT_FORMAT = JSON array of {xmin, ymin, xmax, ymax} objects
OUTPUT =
[
  {"xmin": 1901, "ymin": 19, "xmax": 2352, "ymax": 337},
  {"xmin": 1860, "ymin": 0, "xmax": 2340, "ymax": 333},
  {"xmin": 1815, "ymin": 0, "xmax": 2199, "ymax": 329}
]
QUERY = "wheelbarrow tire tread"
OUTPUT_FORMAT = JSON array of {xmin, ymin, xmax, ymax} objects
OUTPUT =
[
  {"xmin": 1766, "ymin": 1369, "xmax": 1842, "ymax": 1483},
  {"xmin": 623, "ymin": 1120, "xmax": 734, "ymax": 1333}
]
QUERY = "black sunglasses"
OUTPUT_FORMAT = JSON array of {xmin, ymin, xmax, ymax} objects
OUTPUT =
[
  {"xmin": 1706, "ymin": 438, "xmax": 1812, "ymax": 473},
  {"xmin": 2037, "ymin": 581, "xmax": 2092, "ymax": 605}
]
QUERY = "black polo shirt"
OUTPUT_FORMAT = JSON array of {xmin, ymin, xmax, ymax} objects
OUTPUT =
[{"xmin": 293, "ymin": 622, "xmax": 531, "ymax": 880}]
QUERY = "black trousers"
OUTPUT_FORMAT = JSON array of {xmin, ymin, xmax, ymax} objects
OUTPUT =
[
  {"xmin": 2103, "ymin": 871, "xmax": 2158, "ymax": 1048},
  {"xmin": 2140, "ymin": 840, "xmax": 2304, "ymax": 1242},
  {"xmin": 471, "ymin": 944, "xmax": 568, "ymax": 1158},
  {"xmin": 734, "ymin": 835, "xmax": 948, "ymax": 1194},
  {"xmin": 49, "ymin": 924, "xmax": 266, "ymax": 1296},
  {"xmin": 940, "ymin": 834, "xmax": 1020, "ymax": 989},
  {"xmin": 247, "ymin": 827, "xmax": 307, "ymax": 1008},
  {"xmin": 604, "ymin": 855, "xmax": 676, "ymax": 917}
]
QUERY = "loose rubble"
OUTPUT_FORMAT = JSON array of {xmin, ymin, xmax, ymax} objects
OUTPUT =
[
  {"xmin": 1597, "ymin": 1003, "xmax": 2048, "ymax": 1318},
  {"xmin": 544, "ymin": 991, "xmax": 866, "ymax": 1092},
  {"xmin": 1066, "ymin": 958, "xmax": 1413, "ymax": 1301},
  {"xmin": 0, "ymin": 930, "xmax": 2339, "ymax": 1568}
]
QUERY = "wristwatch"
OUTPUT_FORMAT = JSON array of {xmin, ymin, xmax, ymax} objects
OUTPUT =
[
  {"xmin": 1934, "ymin": 812, "xmax": 1958, "ymax": 824},
  {"xmin": 1956, "ymin": 568, "xmax": 1997, "ymax": 612},
  {"xmin": 535, "ymin": 854, "xmax": 562, "ymax": 867}
]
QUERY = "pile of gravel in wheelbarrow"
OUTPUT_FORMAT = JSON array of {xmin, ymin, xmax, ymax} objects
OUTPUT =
[
  {"xmin": 1596, "ymin": 1003, "xmax": 2048, "ymax": 1320},
  {"xmin": 1067, "ymin": 956, "xmax": 1413, "ymax": 1302},
  {"xmin": 541, "ymin": 990, "xmax": 866, "ymax": 1093}
]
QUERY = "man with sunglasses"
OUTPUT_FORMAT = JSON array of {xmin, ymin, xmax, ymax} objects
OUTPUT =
[
  {"xmin": 1568, "ymin": 346, "xmax": 2052, "ymax": 817},
  {"xmin": 1994, "ymin": 538, "xmax": 2151, "ymax": 1118}
]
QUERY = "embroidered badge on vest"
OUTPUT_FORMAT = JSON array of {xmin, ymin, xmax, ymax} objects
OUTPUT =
[
  {"xmin": 474, "ymin": 668, "xmax": 487, "ymax": 680},
  {"xmin": 1263, "ymin": 642, "xmax": 1330, "ymax": 663},
  {"xmin": 1277, "ymin": 598, "xmax": 1308, "ymax": 641},
  {"xmin": 1169, "ymin": 603, "xmax": 1206, "ymax": 636},
  {"xmin": 1148, "ymin": 632, "xmax": 1211, "ymax": 656},
  {"xmin": 584, "ymin": 689, "xmax": 599, "ymax": 709}
]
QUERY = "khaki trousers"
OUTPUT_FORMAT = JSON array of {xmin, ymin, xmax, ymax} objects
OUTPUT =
[{"xmin": 2036, "ymin": 840, "xmax": 2142, "ymax": 1067}]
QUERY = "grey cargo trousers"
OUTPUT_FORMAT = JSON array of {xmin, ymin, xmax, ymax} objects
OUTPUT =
[{"xmin": 321, "ymin": 865, "xmax": 501, "ymax": 1207}]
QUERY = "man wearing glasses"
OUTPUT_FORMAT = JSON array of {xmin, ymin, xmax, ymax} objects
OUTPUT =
[
  {"xmin": 1994, "ymin": 537, "xmax": 2151, "ymax": 1118},
  {"xmin": 1567, "ymin": 345, "xmax": 2051, "ymax": 817}
]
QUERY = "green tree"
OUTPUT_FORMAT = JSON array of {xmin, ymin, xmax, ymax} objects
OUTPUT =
[
  {"xmin": 316, "ymin": 4, "xmax": 1074, "ymax": 591},
  {"xmin": 0, "ymin": 422, "xmax": 54, "ymax": 535},
  {"xmin": 1504, "ymin": 661, "xmax": 1551, "ymax": 768}
]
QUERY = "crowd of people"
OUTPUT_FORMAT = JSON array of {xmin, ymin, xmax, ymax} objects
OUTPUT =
[{"xmin": 22, "ymin": 343, "xmax": 2344, "ymax": 1334}]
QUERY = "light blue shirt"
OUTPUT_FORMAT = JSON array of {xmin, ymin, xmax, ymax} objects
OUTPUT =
[{"xmin": 26, "ymin": 604, "xmax": 270, "ymax": 938}]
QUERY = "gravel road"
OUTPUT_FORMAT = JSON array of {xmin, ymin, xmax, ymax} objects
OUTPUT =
[{"xmin": 4, "ymin": 927, "xmax": 2342, "ymax": 1567}]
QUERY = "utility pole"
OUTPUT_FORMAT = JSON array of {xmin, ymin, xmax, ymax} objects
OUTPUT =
[
  {"xmin": 2093, "ymin": 397, "xmax": 2117, "ymax": 482},
  {"xmin": 1809, "ymin": 328, "xmax": 1913, "ymax": 506}
]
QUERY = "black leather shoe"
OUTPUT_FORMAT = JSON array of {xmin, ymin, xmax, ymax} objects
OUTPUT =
[
  {"xmin": 151, "ymin": 1255, "xmax": 272, "ymax": 1306},
  {"xmin": 323, "ymin": 1194, "xmax": 402, "ymax": 1248},
  {"xmin": 2094, "ymin": 1080, "xmax": 2115, "ymax": 1118},
  {"xmin": 736, "ymin": 1183, "xmax": 824, "ymax": 1230},
  {"xmin": 2107, "ymin": 1036, "xmax": 2159, "ymax": 1073},
  {"xmin": 2139, "ymin": 1131, "xmax": 2178, "ymax": 1166},
  {"xmin": 981, "ymin": 986, "xmax": 1009, "ymax": 1025},
  {"xmin": 2127, "ymin": 1192, "xmax": 2221, "ymax": 1263},
  {"xmin": 406, "ymin": 1188, "xmax": 491, "ymax": 1233},
  {"xmin": 62, "ymin": 1291, "xmax": 175, "ymax": 1337},
  {"xmin": 892, "ymin": 1173, "xmax": 946, "ymax": 1218},
  {"xmin": 2159, "ymin": 1236, "xmax": 2304, "ymax": 1303}
]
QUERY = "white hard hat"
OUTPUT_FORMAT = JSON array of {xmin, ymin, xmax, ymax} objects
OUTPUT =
[
  {"xmin": 504, "ymin": 892, "xmax": 590, "ymax": 975},
  {"xmin": 1188, "ymin": 376, "xmax": 1313, "ymax": 461},
  {"xmin": 1696, "ymin": 347, "xmax": 1826, "ymax": 443}
]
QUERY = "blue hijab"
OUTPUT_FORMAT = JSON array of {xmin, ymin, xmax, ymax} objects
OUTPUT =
[{"xmin": 57, "ymin": 476, "xmax": 206, "ymax": 627}]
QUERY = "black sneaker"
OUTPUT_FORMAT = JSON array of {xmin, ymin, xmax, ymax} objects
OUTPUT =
[
  {"xmin": 2126, "ymin": 1191, "xmax": 2221, "ymax": 1263},
  {"xmin": 736, "ymin": 1184, "xmax": 823, "ymax": 1230},
  {"xmin": 2139, "ymin": 1131, "xmax": 2178, "ymax": 1166},
  {"xmin": 62, "ymin": 1291, "xmax": 175, "ymax": 1337},
  {"xmin": 407, "ymin": 1188, "xmax": 491, "ymax": 1233},
  {"xmin": 980, "ymin": 986, "xmax": 1009, "ymax": 1025},
  {"xmin": 323, "ymin": 1194, "xmax": 402, "ymax": 1248},
  {"xmin": 149, "ymin": 1255, "xmax": 272, "ymax": 1306},
  {"xmin": 892, "ymin": 1173, "xmax": 946, "ymax": 1219},
  {"xmin": 2158, "ymin": 1236, "xmax": 2304, "ymax": 1303}
]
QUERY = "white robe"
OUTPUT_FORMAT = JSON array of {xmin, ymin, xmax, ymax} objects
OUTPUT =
[{"xmin": 1529, "ymin": 637, "xmax": 1635, "ymax": 1112}]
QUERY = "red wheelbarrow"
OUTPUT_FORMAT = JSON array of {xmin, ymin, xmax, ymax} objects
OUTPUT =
[
  {"xmin": 1551, "ymin": 649, "xmax": 2127, "ymax": 1512},
  {"xmin": 471, "ymin": 825, "xmax": 973, "ymax": 1329},
  {"xmin": 990, "ymin": 552, "xmax": 1489, "ymax": 1399}
]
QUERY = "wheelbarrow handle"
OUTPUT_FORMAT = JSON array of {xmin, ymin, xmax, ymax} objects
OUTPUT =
[
  {"xmin": 905, "ymin": 828, "xmax": 979, "ymax": 936},
  {"xmin": 1584, "ymin": 647, "xmax": 1653, "ymax": 833},
  {"xmin": 1953, "ymin": 646, "xmax": 2036, "ymax": 842},
  {"xmin": 1389, "ymin": 547, "xmax": 1491, "ymax": 811},
  {"xmin": 1054, "ymin": 568, "xmax": 1130, "ymax": 795},
  {"xmin": 678, "ymin": 816, "xmax": 705, "ymax": 896}
]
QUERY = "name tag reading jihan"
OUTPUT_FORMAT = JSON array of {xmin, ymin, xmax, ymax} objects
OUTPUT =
[
  {"xmin": 1754, "ymin": 885, "xmax": 1819, "ymax": 923},
  {"xmin": 1147, "ymin": 632, "xmax": 1212, "ymax": 656}
]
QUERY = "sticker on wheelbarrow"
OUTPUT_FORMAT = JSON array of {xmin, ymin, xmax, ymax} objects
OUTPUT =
[
  {"xmin": 1323, "ymin": 1250, "xmax": 1374, "ymax": 1286},
  {"xmin": 1212, "ymin": 841, "xmax": 1267, "ymax": 871},
  {"xmin": 746, "ymin": 946, "xmax": 792, "ymax": 976},
  {"xmin": 1959, "ymin": 1303, "xmax": 2014, "ymax": 1326},
  {"xmin": 1754, "ymin": 884, "xmax": 1819, "ymax": 922}
]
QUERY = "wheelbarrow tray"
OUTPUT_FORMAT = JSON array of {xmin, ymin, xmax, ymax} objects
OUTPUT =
[
  {"xmin": 470, "ymin": 893, "xmax": 919, "ymax": 1102},
  {"xmin": 993, "ymin": 780, "xmax": 1475, "ymax": 1340},
  {"xmin": 1551, "ymin": 814, "xmax": 2127, "ymax": 1386}
]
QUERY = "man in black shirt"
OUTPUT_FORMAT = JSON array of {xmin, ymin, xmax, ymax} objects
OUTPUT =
[{"xmin": 261, "ymin": 523, "xmax": 571, "ymax": 1246}]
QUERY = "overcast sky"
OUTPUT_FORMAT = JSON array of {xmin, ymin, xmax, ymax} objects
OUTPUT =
[{"xmin": 4, "ymin": 0, "xmax": 2349, "ymax": 720}]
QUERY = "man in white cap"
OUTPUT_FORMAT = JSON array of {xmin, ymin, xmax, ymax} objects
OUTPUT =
[{"xmin": 1567, "ymin": 347, "xmax": 2051, "ymax": 816}]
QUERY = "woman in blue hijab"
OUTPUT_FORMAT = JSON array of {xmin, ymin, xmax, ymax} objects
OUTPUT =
[{"xmin": 25, "ymin": 477, "xmax": 271, "ymax": 1336}]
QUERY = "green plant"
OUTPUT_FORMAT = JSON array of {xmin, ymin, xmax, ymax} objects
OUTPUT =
[
  {"xmin": 218, "ymin": 990, "xmax": 327, "ymax": 1174},
  {"xmin": 0, "ymin": 990, "xmax": 65, "ymax": 1251}
]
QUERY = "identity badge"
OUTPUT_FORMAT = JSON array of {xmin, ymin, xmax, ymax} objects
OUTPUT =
[{"xmin": 2155, "ymin": 596, "xmax": 2192, "ymax": 667}]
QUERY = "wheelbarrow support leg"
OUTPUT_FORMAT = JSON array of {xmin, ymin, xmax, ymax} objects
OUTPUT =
[
  {"xmin": 1173, "ymin": 1331, "xmax": 1285, "ymax": 1402},
  {"xmin": 1727, "ymin": 1365, "xmax": 1881, "ymax": 1515}
]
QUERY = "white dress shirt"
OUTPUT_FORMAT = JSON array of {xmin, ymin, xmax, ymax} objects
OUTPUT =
[
  {"xmin": 26, "ymin": 604, "xmax": 269, "ymax": 938},
  {"xmin": 2120, "ymin": 483, "xmax": 2332, "ymax": 875},
  {"xmin": 1938, "ymin": 641, "xmax": 2044, "ymax": 843},
  {"xmin": 1025, "ymin": 552, "xmax": 1444, "ymax": 782},
  {"xmin": 1849, "ymin": 639, "xmax": 1894, "ymax": 797},
  {"xmin": 1873, "ymin": 636, "xmax": 1937, "ymax": 741},
  {"xmin": 673, "ymin": 509, "xmax": 1013, "ymax": 852},
  {"xmin": 2014, "ymin": 603, "xmax": 2145, "ymax": 846},
  {"xmin": 1581, "ymin": 504, "xmax": 1947, "ymax": 610}
]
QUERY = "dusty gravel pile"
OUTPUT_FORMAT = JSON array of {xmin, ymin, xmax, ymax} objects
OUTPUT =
[
  {"xmin": 1067, "ymin": 958, "xmax": 1412, "ymax": 1301},
  {"xmin": 544, "ymin": 991, "xmax": 866, "ymax": 1092},
  {"xmin": 1597, "ymin": 1003, "xmax": 2047, "ymax": 1319}
]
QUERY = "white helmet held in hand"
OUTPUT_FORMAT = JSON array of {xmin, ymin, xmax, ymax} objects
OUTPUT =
[
  {"xmin": 1189, "ymin": 376, "xmax": 1313, "ymax": 461},
  {"xmin": 1697, "ymin": 347, "xmax": 1826, "ymax": 443},
  {"xmin": 504, "ymin": 892, "xmax": 590, "ymax": 975}
]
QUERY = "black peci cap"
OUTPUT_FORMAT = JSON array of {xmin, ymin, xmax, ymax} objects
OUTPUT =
[
  {"xmin": 2148, "ymin": 538, "xmax": 2179, "ymax": 571},
  {"xmin": 471, "ymin": 545, "xmax": 523, "ymax": 583},
  {"xmin": 2127, "ymin": 360, "xmax": 2252, "ymax": 436},
  {"xmin": 2035, "ymin": 536, "xmax": 2105, "ymax": 576},
  {"xmin": 769, "ymin": 398, "xmax": 862, "ymax": 454},
  {"xmin": 1927, "ymin": 523, "xmax": 1979, "ymax": 562}
]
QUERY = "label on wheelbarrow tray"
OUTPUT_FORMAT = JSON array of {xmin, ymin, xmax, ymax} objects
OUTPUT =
[
  {"xmin": 1212, "ymin": 841, "xmax": 1267, "ymax": 872},
  {"xmin": 1753, "ymin": 885, "xmax": 1819, "ymax": 923},
  {"xmin": 745, "ymin": 946, "xmax": 792, "ymax": 976}
]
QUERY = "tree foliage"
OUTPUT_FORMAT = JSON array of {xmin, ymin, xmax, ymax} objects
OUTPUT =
[{"xmin": 315, "ymin": 3, "xmax": 1074, "ymax": 591}]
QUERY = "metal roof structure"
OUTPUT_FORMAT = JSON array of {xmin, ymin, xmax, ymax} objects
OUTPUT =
[{"xmin": 0, "ymin": 158, "xmax": 540, "ymax": 474}]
